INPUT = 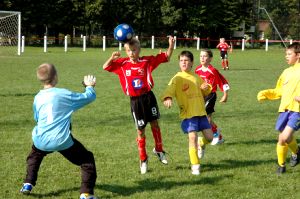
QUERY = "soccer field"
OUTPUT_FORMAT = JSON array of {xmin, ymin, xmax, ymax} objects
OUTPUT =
[{"xmin": 1, "ymin": 47, "xmax": 299, "ymax": 199}]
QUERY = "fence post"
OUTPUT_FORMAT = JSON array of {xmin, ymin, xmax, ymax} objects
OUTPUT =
[
  {"xmin": 21, "ymin": 36, "xmax": 25, "ymax": 53},
  {"xmin": 119, "ymin": 42, "xmax": 122, "ymax": 51},
  {"xmin": 196, "ymin": 37, "xmax": 200, "ymax": 50},
  {"xmin": 83, "ymin": 36, "xmax": 86, "ymax": 52},
  {"xmin": 151, "ymin": 36, "xmax": 154, "ymax": 49},
  {"xmin": 174, "ymin": 36, "xmax": 177, "ymax": 49},
  {"xmin": 290, "ymin": 39, "xmax": 293, "ymax": 44},
  {"xmin": 265, "ymin": 39, "xmax": 268, "ymax": 51},
  {"xmin": 103, "ymin": 36, "xmax": 106, "ymax": 51},
  {"xmin": 242, "ymin": 39, "xmax": 245, "ymax": 51},
  {"xmin": 64, "ymin": 35, "xmax": 67, "ymax": 52},
  {"xmin": 44, "ymin": 36, "xmax": 47, "ymax": 53}
]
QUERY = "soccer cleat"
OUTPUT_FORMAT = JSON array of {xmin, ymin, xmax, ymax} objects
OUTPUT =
[
  {"xmin": 211, "ymin": 132, "xmax": 224, "ymax": 145},
  {"xmin": 198, "ymin": 143, "xmax": 205, "ymax": 159},
  {"xmin": 140, "ymin": 159, "xmax": 148, "ymax": 174},
  {"xmin": 20, "ymin": 183, "xmax": 33, "ymax": 195},
  {"xmin": 290, "ymin": 147, "xmax": 300, "ymax": 167},
  {"xmin": 191, "ymin": 164, "xmax": 200, "ymax": 175},
  {"xmin": 79, "ymin": 193, "xmax": 98, "ymax": 199},
  {"xmin": 153, "ymin": 148, "xmax": 168, "ymax": 164},
  {"xmin": 276, "ymin": 165, "xmax": 286, "ymax": 175}
]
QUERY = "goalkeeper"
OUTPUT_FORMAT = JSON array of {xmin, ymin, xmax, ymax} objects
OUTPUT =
[
  {"xmin": 257, "ymin": 43, "xmax": 300, "ymax": 174},
  {"xmin": 20, "ymin": 63, "xmax": 98, "ymax": 199}
]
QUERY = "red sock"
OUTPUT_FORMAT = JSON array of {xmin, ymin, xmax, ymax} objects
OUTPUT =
[
  {"xmin": 226, "ymin": 60, "xmax": 229, "ymax": 67},
  {"xmin": 222, "ymin": 60, "xmax": 225, "ymax": 68},
  {"xmin": 137, "ymin": 137, "xmax": 147, "ymax": 161},
  {"xmin": 151, "ymin": 127, "xmax": 163, "ymax": 152},
  {"xmin": 211, "ymin": 123, "xmax": 218, "ymax": 133}
]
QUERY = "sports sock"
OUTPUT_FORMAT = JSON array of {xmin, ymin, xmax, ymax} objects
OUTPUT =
[
  {"xmin": 277, "ymin": 143, "xmax": 288, "ymax": 167},
  {"xmin": 211, "ymin": 123, "xmax": 218, "ymax": 133},
  {"xmin": 151, "ymin": 127, "xmax": 163, "ymax": 152},
  {"xmin": 222, "ymin": 60, "xmax": 225, "ymax": 68},
  {"xmin": 226, "ymin": 60, "xmax": 229, "ymax": 67},
  {"xmin": 288, "ymin": 136, "xmax": 298, "ymax": 154},
  {"xmin": 198, "ymin": 136, "xmax": 210, "ymax": 147},
  {"xmin": 137, "ymin": 137, "xmax": 147, "ymax": 161},
  {"xmin": 189, "ymin": 147, "xmax": 200, "ymax": 165}
]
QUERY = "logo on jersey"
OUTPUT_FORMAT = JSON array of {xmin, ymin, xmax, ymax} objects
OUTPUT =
[
  {"xmin": 182, "ymin": 83, "xmax": 189, "ymax": 92},
  {"xmin": 126, "ymin": 70, "xmax": 131, "ymax": 76},
  {"xmin": 132, "ymin": 78, "xmax": 143, "ymax": 89}
]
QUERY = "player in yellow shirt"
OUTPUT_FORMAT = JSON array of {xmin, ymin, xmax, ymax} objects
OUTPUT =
[
  {"xmin": 257, "ymin": 43, "xmax": 300, "ymax": 174},
  {"xmin": 161, "ymin": 50, "xmax": 213, "ymax": 175}
]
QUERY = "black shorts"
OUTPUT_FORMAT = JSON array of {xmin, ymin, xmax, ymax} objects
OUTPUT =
[
  {"xmin": 220, "ymin": 51, "xmax": 228, "ymax": 59},
  {"xmin": 205, "ymin": 92, "xmax": 217, "ymax": 115},
  {"xmin": 130, "ymin": 91, "xmax": 160, "ymax": 130}
]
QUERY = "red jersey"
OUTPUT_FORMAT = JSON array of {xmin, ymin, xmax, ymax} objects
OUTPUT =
[
  {"xmin": 195, "ymin": 64, "xmax": 230, "ymax": 93},
  {"xmin": 105, "ymin": 53, "xmax": 168, "ymax": 97},
  {"xmin": 217, "ymin": 42, "xmax": 230, "ymax": 52}
]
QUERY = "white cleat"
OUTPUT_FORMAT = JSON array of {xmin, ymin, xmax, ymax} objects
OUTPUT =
[
  {"xmin": 140, "ymin": 159, "xmax": 148, "ymax": 174},
  {"xmin": 153, "ymin": 148, "xmax": 168, "ymax": 164}
]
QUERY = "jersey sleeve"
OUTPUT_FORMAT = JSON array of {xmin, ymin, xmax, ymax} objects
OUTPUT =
[
  {"xmin": 214, "ymin": 68, "xmax": 230, "ymax": 92},
  {"xmin": 161, "ymin": 75, "xmax": 177, "ymax": 101},
  {"xmin": 104, "ymin": 58, "xmax": 127, "ymax": 74},
  {"xmin": 71, "ymin": 86, "xmax": 96, "ymax": 111},
  {"xmin": 149, "ymin": 53, "xmax": 168, "ymax": 72}
]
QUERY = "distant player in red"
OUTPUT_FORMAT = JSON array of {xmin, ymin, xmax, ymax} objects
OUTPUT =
[
  {"xmin": 216, "ymin": 38, "xmax": 231, "ymax": 70},
  {"xmin": 102, "ymin": 37, "xmax": 175, "ymax": 174},
  {"xmin": 195, "ymin": 49, "xmax": 230, "ymax": 145}
]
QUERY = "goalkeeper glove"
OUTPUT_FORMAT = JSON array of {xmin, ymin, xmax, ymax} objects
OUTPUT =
[{"xmin": 82, "ymin": 75, "xmax": 96, "ymax": 87}]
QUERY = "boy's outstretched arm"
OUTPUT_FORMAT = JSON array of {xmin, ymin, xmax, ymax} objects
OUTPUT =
[
  {"xmin": 166, "ymin": 36, "xmax": 175, "ymax": 61},
  {"xmin": 219, "ymin": 91, "xmax": 228, "ymax": 103},
  {"xmin": 103, "ymin": 51, "xmax": 121, "ymax": 69}
]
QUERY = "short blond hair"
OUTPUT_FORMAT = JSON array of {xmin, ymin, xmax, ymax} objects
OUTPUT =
[
  {"xmin": 37, "ymin": 63, "xmax": 57, "ymax": 84},
  {"xmin": 124, "ymin": 38, "xmax": 140, "ymax": 49}
]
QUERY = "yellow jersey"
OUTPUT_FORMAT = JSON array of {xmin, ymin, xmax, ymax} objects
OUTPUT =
[{"xmin": 161, "ymin": 71, "xmax": 211, "ymax": 119}]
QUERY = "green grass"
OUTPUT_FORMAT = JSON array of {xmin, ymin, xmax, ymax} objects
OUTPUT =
[{"xmin": 1, "ymin": 46, "xmax": 299, "ymax": 199}]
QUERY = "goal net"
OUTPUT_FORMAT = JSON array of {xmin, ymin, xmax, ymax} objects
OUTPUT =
[{"xmin": 0, "ymin": 11, "xmax": 21, "ymax": 55}]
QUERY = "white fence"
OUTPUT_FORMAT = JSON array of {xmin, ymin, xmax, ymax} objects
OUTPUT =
[{"xmin": 19, "ymin": 35, "xmax": 299, "ymax": 54}]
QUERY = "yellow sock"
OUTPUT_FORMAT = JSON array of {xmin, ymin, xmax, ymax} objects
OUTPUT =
[
  {"xmin": 198, "ymin": 136, "xmax": 210, "ymax": 147},
  {"xmin": 189, "ymin": 147, "xmax": 200, "ymax": 165},
  {"xmin": 277, "ymin": 143, "xmax": 288, "ymax": 167},
  {"xmin": 288, "ymin": 136, "xmax": 298, "ymax": 154}
]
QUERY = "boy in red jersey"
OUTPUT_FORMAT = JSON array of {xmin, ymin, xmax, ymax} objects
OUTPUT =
[
  {"xmin": 103, "ymin": 37, "xmax": 175, "ymax": 174},
  {"xmin": 216, "ymin": 38, "xmax": 231, "ymax": 70},
  {"xmin": 195, "ymin": 49, "xmax": 230, "ymax": 145},
  {"xmin": 257, "ymin": 43, "xmax": 300, "ymax": 174}
]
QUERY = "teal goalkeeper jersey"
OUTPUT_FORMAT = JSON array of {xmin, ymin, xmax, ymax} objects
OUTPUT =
[{"xmin": 32, "ymin": 86, "xmax": 96, "ymax": 151}]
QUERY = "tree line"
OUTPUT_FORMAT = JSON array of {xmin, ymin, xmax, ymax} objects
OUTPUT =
[{"xmin": 1, "ymin": 0, "xmax": 299, "ymax": 45}]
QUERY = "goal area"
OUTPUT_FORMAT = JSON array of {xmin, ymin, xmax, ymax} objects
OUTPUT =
[{"xmin": 0, "ymin": 11, "xmax": 21, "ymax": 55}]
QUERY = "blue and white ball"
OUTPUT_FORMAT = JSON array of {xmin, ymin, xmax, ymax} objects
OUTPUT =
[{"xmin": 113, "ymin": 24, "xmax": 134, "ymax": 43}]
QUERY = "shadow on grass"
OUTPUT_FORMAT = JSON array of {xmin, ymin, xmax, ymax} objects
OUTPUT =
[
  {"xmin": 226, "ymin": 138, "xmax": 277, "ymax": 146},
  {"xmin": 204, "ymin": 158, "xmax": 276, "ymax": 171},
  {"xmin": 28, "ymin": 187, "xmax": 79, "ymax": 197},
  {"xmin": 96, "ymin": 174, "xmax": 233, "ymax": 198},
  {"xmin": 0, "ymin": 93, "xmax": 36, "ymax": 97}
]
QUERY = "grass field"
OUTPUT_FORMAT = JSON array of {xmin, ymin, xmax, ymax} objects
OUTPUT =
[{"xmin": 1, "ymin": 46, "xmax": 300, "ymax": 199}]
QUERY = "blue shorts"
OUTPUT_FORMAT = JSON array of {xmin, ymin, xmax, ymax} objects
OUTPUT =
[
  {"xmin": 181, "ymin": 116, "xmax": 211, "ymax": 134},
  {"xmin": 275, "ymin": 111, "xmax": 300, "ymax": 132}
]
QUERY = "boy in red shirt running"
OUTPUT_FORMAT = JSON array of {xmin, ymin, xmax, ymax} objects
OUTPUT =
[
  {"xmin": 103, "ymin": 37, "xmax": 175, "ymax": 174},
  {"xmin": 195, "ymin": 49, "xmax": 230, "ymax": 145},
  {"xmin": 216, "ymin": 38, "xmax": 231, "ymax": 70}
]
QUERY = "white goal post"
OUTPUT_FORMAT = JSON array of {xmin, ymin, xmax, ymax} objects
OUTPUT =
[{"xmin": 0, "ymin": 11, "xmax": 21, "ymax": 55}]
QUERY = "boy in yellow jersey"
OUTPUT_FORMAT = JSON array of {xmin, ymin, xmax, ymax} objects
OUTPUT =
[
  {"xmin": 257, "ymin": 43, "xmax": 300, "ymax": 174},
  {"xmin": 161, "ymin": 50, "xmax": 213, "ymax": 175}
]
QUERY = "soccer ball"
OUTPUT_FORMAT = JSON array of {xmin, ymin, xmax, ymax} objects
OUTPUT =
[{"xmin": 113, "ymin": 23, "xmax": 134, "ymax": 43}]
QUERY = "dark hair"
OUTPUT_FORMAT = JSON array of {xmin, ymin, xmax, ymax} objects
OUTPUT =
[
  {"xmin": 200, "ymin": 48, "xmax": 213, "ymax": 58},
  {"xmin": 287, "ymin": 42, "xmax": 300, "ymax": 54},
  {"xmin": 178, "ymin": 50, "xmax": 194, "ymax": 62}
]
